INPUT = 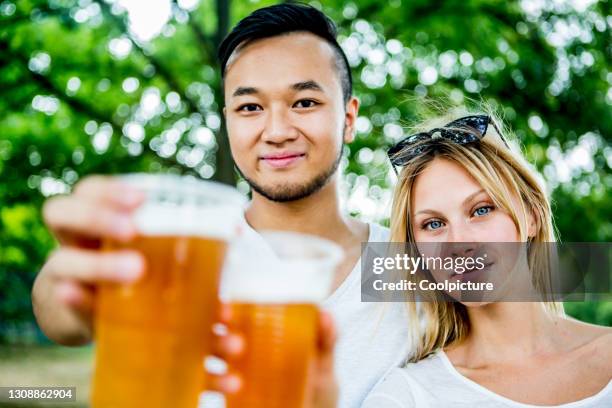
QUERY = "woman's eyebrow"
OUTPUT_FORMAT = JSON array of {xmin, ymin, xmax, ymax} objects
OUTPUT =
[
  {"xmin": 414, "ymin": 209, "xmax": 443, "ymax": 217},
  {"xmin": 414, "ymin": 189, "xmax": 487, "ymax": 216},
  {"xmin": 462, "ymin": 189, "xmax": 487, "ymax": 206}
]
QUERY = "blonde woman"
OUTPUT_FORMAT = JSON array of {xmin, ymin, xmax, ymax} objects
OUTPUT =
[
  {"xmin": 360, "ymin": 111, "xmax": 612, "ymax": 407},
  {"xmin": 190, "ymin": 110, "xmax": 611, "ymax": 408}
]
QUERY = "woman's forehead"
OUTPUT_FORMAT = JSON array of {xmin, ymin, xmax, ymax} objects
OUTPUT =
[{"xmin": 411, "ymin": 159, "xmax": 488, "ymax": 211}]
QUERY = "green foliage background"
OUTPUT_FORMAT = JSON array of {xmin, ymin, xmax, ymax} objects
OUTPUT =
[{"xmin": 0, "ymin": 0, "xmax": 610, "ymax": 343}]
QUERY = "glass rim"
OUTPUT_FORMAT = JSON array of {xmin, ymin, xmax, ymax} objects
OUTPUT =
[
  {"xmin": 258, "ymin": 230, "xmax": 344, "ymax": 265},
  {"xmin": 118, "ymin": 173, "xmax": 247, "ymax": 206}
]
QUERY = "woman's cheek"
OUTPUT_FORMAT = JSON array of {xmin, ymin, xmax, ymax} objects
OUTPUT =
[{"xmin": 480, "ymin": 213, "xmax": 520, "ymax": 242}]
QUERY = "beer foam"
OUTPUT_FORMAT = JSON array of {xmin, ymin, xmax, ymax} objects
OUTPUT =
[
  {"xmin": 122, "ymin": 174, "xmax": 246, "ymax": 240},
  {"xmin": 222, "ymin": 262, "xmax": 337, "ymax": 303},
  {"xmin": 221, "ymin": 231, "xmax": 343, "ymax": 303},
  {"xmin": 134, "ymin": 203, "xmax": 244, "ymax": 240}
]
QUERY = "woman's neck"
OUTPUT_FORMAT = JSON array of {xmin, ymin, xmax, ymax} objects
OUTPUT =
[{"xmin": 450, "ymin": 302, "xmax": 563, "ymax": 366}]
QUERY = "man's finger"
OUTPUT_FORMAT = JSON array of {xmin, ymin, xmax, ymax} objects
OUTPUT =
[
  {"xmin": 43, "ymin": 196, "xmax": 138, "ymax": 241},
  {"xmin": 55, "ymin": 280, "xmax": 95, "ymax": 314},
  {"xmin": 73, "ymin": 175, "xmax": 145, "ymax": 209},
  {"xmin": 45, "ymin": 247, "xmax": 145, "ymax": 284}
]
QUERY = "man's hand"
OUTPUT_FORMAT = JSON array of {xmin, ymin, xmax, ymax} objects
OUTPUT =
[{"xmin": 32, "ymin": 176, "xmax": 146, "ymax": 345}]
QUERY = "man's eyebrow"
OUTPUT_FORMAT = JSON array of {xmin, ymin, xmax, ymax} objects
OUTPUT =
[
  {"xmin": 232, "ymin": 86, "xmax": 258, "ymax": 97},
  {"xmin": 231, "ymin": 81, "xmax": 323, "ymax": 97},
  {"xmin": 291, "ymin": 80, "xmax": 324, "ymax": 92}
]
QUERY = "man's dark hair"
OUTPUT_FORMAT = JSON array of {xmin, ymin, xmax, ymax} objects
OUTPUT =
[{"xmin": 218, "ymin": 3, "xmax": 353, "ymax": 104}]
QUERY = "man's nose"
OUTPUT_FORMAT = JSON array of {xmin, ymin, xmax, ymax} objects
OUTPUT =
[{"xmin": 261, "ymin": 107, "xmax": 299, "ymax": 144}]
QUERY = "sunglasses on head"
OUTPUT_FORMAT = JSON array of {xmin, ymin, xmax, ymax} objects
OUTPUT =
[{"xmin": 387, "ymin": 115, "xmax": 509, "ymax": 172}]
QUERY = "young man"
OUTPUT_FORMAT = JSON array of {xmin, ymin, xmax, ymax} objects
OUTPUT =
[{"xmin": 32, "ymin": 4, "xmax": 410, "ymax": 407}]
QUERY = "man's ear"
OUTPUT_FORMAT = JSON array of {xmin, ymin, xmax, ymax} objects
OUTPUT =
[{"xmin": 343, "ymin": 96, "xmax": 360, "ymax": 144}]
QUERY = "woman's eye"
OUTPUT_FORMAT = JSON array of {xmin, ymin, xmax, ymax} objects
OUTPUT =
[
  {"xmin": 473, "ymin": 206, "xmax": 494, "ymax": 217},
  {"xmin": 238, "ymin": 104, "xmax": 261, "ymax": 112},
  {"xmin": 424, "ymin": 220, "xmax": 444, "ymax": 230},
  {"xmin": 294, "ymin": 99, "xmax": 318, "ymax": 108}
]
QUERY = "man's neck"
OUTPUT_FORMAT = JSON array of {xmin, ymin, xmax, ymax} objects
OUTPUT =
[
  {"xmin": 245, "ymin": 179, "xmax": 354, "ymax": 242},
  {"xmin": 245, "ymin": 178, "xmax": 370, "ymax": 292}
]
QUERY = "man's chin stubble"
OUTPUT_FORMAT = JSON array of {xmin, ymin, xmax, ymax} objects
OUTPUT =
[{"xmin": 237, "ymin": 152, "xmax": 342, "ymax": 203}]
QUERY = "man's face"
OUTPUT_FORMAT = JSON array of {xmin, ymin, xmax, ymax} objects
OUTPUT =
[{"xmin": 223, "ymin": 32, "xmax": 358, "ymax": 202}]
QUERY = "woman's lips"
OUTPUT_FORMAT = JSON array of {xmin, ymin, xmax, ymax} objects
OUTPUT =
[
  {"xmin": 260, "ymin": 153, "xmax": 306, "ymax": 169},
  {"xmin": 454, "ymin": 262, "xmax": 494, "ymax": 280}
]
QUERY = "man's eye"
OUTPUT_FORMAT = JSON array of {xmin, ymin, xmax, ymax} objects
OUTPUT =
[
  {"xmin": 293, "ymin": 99, "xmax": 318, "ymax": 108},
  {"xmin": 238, "ymin": 104, "xmax": 262, "ymax": 112}
]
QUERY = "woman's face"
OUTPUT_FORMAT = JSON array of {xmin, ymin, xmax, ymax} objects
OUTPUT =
[
  {"xmin": 410, "ymin": 157, "xmax": 529, "ymax": 303},
  {"xmin": 411, "ymin": 157, "xmax": 519, "ymax": 244}
]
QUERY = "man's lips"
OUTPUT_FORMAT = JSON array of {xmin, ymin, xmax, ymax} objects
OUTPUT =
[{"xmin": 260, "ymin": 152, "xmax": 306, "ymax": 169}]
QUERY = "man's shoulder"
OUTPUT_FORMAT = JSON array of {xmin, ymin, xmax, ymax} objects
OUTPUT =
[
  {"xmin": 346, "ymin": 218, "xmax": 389, "ymax": 243},
  {"xmin": 367, "ymin": 222, "xmax": 390, "ymax": 242}
]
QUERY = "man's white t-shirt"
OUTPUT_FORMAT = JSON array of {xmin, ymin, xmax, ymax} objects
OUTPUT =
[
  {"xmin": 323, "ymin": 222, "xmax": 411, "ymax": 408},
  {"xmin": 204, "ymin": 221, "xmax": 411, "ymax": 408}
]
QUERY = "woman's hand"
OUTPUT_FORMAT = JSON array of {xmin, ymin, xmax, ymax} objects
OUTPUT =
[
  {"xmin": 308, "ymin": 310, "xmax": 338, "ymax": 408},
  {"xmin": 210, "ymin": 305, "xmax": 338, "ymax": 408}
]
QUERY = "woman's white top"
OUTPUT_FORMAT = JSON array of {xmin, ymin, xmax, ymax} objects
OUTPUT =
[{"xmin": 363, "ymin": 351, "xmax": 612, "ymax": 408}]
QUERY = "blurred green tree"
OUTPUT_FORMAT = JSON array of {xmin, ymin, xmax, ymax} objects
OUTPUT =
[{"xmin": 0, "ymin": 0, "xmax": 610, "ymax": 343}]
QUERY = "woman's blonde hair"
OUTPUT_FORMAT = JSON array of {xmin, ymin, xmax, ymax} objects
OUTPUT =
[{"xmin": 389, "ymin": 103, "xmax": 562, "ymax": 363}]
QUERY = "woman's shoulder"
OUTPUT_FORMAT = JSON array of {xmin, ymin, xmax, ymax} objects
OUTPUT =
[
  {"xmin": 586, "ymin": 325, "xmax": 612, "ymax": 349},
  {"xmin": 564, "ymin": 317, "xmax": 612, "ymax": 349},
  {"xmin": 582, "ymin": 325, "xmax": 612, "ymax": 364},
  {"xmin": 563, "ymin": 317, "xmax": 612, "ymax": 370}
]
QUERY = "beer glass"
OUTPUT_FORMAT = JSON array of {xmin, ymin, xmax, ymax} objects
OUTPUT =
[
  {"xmin": 221, "ymin": 231, "xmax": 343, "ymax": 408},
  {"xmin": 91, "ymin": 174, "xmax": 245, "ymax": 408}
]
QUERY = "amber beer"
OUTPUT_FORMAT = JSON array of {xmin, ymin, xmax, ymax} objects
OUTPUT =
[
  {"xmin": 91, "ymin": 174, "xmax": 245, "ymax": 408},
  {"xmin": 222, "ymin": 232, "xmax": 343, "ymax": 408}
]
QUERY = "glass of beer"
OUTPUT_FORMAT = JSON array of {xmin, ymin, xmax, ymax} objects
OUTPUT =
[
  {"xmin": 221, "ymin": 231, "xmax": 343, "ymax": 408},
  {"xmin": 91, "ymin": 174, "xmax": 246, "ymax": 408}
]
